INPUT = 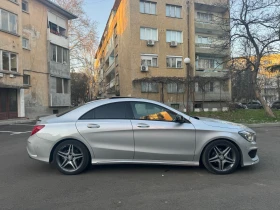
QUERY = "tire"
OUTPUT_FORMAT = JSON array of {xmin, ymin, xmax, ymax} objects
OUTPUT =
[
  {"xmin": 202, "ymin": 140, "xmax": 240, "ymax": 175},
  {"xmin": 53, "ymin": 140, "xmax": 90, "ymax": 175}
]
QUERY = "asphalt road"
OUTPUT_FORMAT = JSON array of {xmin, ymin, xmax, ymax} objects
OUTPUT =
[{"xmin": 0, "ymin": 123, "xmax": 280, "ymax": 210}]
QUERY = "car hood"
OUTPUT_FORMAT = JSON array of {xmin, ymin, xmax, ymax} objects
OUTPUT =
[{"xmin": 198, "ymin": 117, "xmax": 252, "ymax": 131}]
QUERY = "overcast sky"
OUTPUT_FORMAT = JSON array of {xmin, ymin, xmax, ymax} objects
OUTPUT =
[{"xmin": 84, "ymin": 0, "xmax": 115, "ymax": 41}]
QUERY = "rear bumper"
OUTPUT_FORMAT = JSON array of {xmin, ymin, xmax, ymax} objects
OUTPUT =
[{"xmin": 27, "ymin": 134, "xmax": 53, "ymax": 163}]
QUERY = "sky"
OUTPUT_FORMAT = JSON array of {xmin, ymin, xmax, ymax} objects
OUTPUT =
[{"xmin": 83, "ymin": 0, "xmax": 115, "ymax": 41}]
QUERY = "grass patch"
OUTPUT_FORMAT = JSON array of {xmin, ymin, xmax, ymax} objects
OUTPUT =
[{"xmin": 189, "ymin": 109, "xmax": 280, "ymax": 124}]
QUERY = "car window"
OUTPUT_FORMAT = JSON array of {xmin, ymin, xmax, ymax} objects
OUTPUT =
[
  {"xmin": 80, "ymin": 102, "xmax": 131, "ymax": 120},
  {"xmin": 130, "ymin": 102, "xmax": 177, "ymax": 122}
]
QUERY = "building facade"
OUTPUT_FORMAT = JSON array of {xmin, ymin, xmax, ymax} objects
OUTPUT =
[
  {"xmin": 95, "ymin": 0, "xmax": 231, "ymax": 111},
  {"xmin": 0, "ymin": 0, "xmax": 76, "ymax": 120}
]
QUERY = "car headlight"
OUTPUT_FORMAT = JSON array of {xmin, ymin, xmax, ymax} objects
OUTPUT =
[{"xmin": 238, "ymin": 131, "xmax": 256, "ymax": 142}]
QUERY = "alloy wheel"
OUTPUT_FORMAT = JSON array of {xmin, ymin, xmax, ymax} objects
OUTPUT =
[{"xmin": 56, "ymin": 144, "xmax": 84, "ymax": 172}]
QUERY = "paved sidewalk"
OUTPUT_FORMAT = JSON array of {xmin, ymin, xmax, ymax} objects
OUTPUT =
[{"xmin": 0, "ymin": 118, "xmax": 35, "ymax": 126}]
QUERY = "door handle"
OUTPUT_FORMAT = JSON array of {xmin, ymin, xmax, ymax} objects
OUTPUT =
[
  {"xmin": 137, "ymin": 124, "xmax": 150, "ymax": 128},
  {"xmin": 87, "ymin": 124, "xmax": 100, "ymax": 128}
]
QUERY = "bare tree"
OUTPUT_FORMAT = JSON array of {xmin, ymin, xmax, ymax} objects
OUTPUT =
[
  {"xmin": 53, "ymin": 0, "xmax": 98, "ymax": 72},
  {"xmin": 227, "ymin": 0, "xmax": 280, "ymax": 117}
]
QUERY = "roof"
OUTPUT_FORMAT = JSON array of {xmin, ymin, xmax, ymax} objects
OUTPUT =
[{"xmin": 37, "ymin": 0, "xmax": 78, "ymax": 20}]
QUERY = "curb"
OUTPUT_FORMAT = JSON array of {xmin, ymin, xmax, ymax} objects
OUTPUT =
[
  {"xmin": 0, "ymin": 119, "xmax": 36, "ymax": 126},
  {"xmin": 245, "ymin": 123, "xmax": 280, "ymax": 128}
]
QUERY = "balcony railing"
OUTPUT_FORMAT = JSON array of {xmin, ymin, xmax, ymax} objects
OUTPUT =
[{"xmin": 105, "ymin": 61, "xmax": 115, "ymax": 76}]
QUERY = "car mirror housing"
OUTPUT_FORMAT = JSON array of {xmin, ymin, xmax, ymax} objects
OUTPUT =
[{"xmin": 175, "ymin": 115, "xmax": 185, "ymax": 123}]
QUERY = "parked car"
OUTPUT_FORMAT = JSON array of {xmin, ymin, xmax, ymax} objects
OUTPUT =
[
  {"xmin": 230, "ymin": 102, "xmax": 247, "ymax": 110},
  {"xmin": 271, "ymin": 101, "xmax": 280, "ymax": 109},
  {"xmin": 27, "ymin": 98, "xmax": 259, "ymax": 175},
  {"xmin": 246, "ymin": 101, "xmax": 263, "ymax": 109}
]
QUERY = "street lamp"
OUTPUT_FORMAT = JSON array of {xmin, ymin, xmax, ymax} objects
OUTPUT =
[{"xmin": 184, "ymin": 57, "xmax": 191, "ymax": 113}]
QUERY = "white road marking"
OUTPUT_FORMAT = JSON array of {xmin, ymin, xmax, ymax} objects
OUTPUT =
[{"xmin": 0, "ymin": 131, "xmax": 31, "ymax": 135}]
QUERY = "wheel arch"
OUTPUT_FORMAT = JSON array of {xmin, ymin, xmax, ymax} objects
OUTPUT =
[
  {"xmin": 49, "ymin": 138, "xmax": 92, "ymax": 163},
  {"xmin": 199, "ymin": 138, "xmax": 243, "ymax": 167}
]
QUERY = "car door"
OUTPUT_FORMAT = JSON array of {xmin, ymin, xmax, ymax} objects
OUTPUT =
[
  {"xmin": 76, "ymin": 102, "xmax": 134, "ymax": 160},
  {"xmin": 129, "ymin": 101, "xmax": 196, "ymax": 161}
]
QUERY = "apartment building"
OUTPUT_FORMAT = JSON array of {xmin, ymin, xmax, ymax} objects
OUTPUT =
[
  {"xmin": 95, "ymin": 0, "xmax": 231, "ymax": 111},
  {"xmin": 0, "ymin": 0, "xmax": 77, "ymax": 120}
]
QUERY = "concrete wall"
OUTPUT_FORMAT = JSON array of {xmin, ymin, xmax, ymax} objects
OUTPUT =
[{"xmin": 49, "ymin": 61, "xmax": 70, "ymax": 79}]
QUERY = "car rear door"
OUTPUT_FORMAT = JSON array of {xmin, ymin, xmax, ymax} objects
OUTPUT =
[
  {"xmin": 76, "ymin": 102, "xmax": 134, "ymax": 160},
  {"xmin": 129, "ymin": 101, "xmax": 196, "ymax": 161}
]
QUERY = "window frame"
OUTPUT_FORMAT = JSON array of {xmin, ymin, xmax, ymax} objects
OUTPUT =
[
  {"xmin": 141, "ymin": 54, "xmax": 158, "ymax": 67},
  {"xmin": 140, "ymin": 1, "xmax": 157, "ymax": 15},
  {"xmin": 0, "ymin": 9, "xmax": 18, "ymax": 34},
  {"xmin": 23, "ymin": 74, "xmax": 30, "ymax": 85},
  {"xmin": 56, "ymin": 78, "xmax": 69, "ymax": 94},
  {"xmin": 197, "ymin": 12, "xmax": 213, "ymax": 22},
  {"xmin": 51, "ymin": 44, "xmax": 68, "ymax": 64},
  {"xmin": 22, "ymin": 37, "xmax": 29, "ymax": 49},
  {"xmin": 166, "ymin": 4, "xmax": 182, "ymax": 18},
  {"xmin": 22, "ymin": 0, "xmax": 29, "ymax": 13},
  {"xmin": 141, "ymin": 82, "xmax": 159, "ymax": 93},
  {"xmin": 0, "ymin": 50, "xmax": 18, "ymax": 72},
  {"xmin": 167, "ymin": 83, "xmax": 185, "ymax": 93},
  {"xmin": 166, "ymin": 30, "xmax": 183, "ymax": 43},
  {"xmin": 140, "ymin": 27, "xmax": 158, "ymax": 41},
  {"xmin": 166, "ymin": 56, "xmax": 183, "ymax": 68}
]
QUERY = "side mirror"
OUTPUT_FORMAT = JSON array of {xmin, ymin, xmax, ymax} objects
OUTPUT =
[{"xmin": 175, "ymin": 115, "xmax": 185, "ymax": 123}]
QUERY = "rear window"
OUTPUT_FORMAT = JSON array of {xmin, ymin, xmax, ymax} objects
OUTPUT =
[{"xmin": 56, "ymin": 106, "xmax": 82, "ymax": 117}]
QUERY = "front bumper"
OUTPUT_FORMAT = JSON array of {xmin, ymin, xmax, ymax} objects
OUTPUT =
[
  {"xmin": 240, "ymin": 140, "xmax": 259, "ymax": 167},
  {"xmin": 27, "ymin": 134, "xmax": 53, "ymax": 163}
]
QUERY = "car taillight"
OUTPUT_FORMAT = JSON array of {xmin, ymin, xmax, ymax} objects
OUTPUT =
[{"xmin": 31, "ymin": 125, "xmax": 45, "ymax": 136}]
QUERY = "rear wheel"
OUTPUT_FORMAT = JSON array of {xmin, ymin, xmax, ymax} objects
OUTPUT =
[
  {"xmin": 202, "ymin": 140, "xmax": 240, "ymax": 175},
  {"xmin": 53, "ymin": 140, "xmax": 90, "ymax": 175}
]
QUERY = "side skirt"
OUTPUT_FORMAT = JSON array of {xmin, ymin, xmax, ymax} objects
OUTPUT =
[{"xmin": 92, "ymin": 159, "xmax": 200, "ymax": 166}]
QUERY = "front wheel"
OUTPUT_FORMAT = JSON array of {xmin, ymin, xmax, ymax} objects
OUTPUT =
[
  {"xmin": 53, "ymin": 140, "xmax": 90, "ymax": 175},
  {"xmin": 202, "ymin": 140, "xmax": 240, "ymax": 175}
]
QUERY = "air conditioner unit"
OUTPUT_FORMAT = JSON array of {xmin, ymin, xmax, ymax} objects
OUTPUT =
[
  {"xmin": 141, "ymin": 65, "xmax": 149, "ymax": 72},
  {"xmin": 170, "ymin": 41, "xmax": 178, "ymax": 47},
  {"xmin": 147, "ymin": 40, "xmax": 155, "ymax": 46},
  {"xmin": 10, "ymin": 74, "xmax": 15, "ymax": 78}
]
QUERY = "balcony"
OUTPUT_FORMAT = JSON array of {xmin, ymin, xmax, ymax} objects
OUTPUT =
[
  {"xmin": 195, "ymin": 2, "xmax": 228, "ymax": 13},
  {"xmin": 195, "ymin": 69, "xmax": 230, "ymax": 78},
  {"xmin": 195, "ymin": 43, "xmax": 229, "ymax": 56},
  {"xmin": 47, "ymin": 28, "xmax": 69, "ymax": 49},
  {"xmin": 195, "ymin": 92, "xmax": 231, "ymax": 102},
  {"xmin": 105, "ymin": 61, "xmax": 115, "ymax": 77},
  {"xmin": 106, "ymin": 78, "xmax": 116, "ymax": 91},
  {"xmin": 195, "ymin": 21, "xmax": 229, "ymax": 35}
]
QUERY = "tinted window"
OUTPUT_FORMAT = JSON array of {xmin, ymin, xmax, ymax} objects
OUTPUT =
[
  {"xmin": 80, "ymin": 102, "xmax": 130, "ymax": 120},
  {"xmin": 130, "ymin": 102, "xmax": 177, "ymax": 122}
]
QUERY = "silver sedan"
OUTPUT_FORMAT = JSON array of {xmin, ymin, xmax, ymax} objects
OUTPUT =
[{"xmin": 27, "ymin": 98, "xmax": 259, "ymax": 175}]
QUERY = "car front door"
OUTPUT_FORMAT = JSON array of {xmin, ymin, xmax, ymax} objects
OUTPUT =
[
  {"xmin": 129, "ymin": 102, "xmax": 196, "ymax": 161},
  {"xmin": 76, "ymin": 102, "xmax": 134, "ymax": 160}
]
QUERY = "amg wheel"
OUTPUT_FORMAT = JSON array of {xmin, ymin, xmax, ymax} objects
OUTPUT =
[
  {"xmin": 53, "ymin": 140, "xmax": 90, "ymax": 175},
  {"xmin": 202, "ymin": 140, "xmax": 240, "ymax": 175}
]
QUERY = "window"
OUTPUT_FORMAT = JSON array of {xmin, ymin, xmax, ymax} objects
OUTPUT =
[
  {"xmin": 80, "ymin": 102, "xmax": 129, "ymax": 120},
  {"xmin": 56, "ymin": 78, "xmax": 69, "ymax": 94},
  {"xmin": 22, "ymin": 1, "xmax": 29, "ymax": 12},
  {"xmin": 131, "ymin": 102, "xmax": 177, "ymax": 122},
  {"xmin": 195, "ymin": 82, "xmax": 214, "ymax": 92},
  {"xmin": 51, "ymin": 44, "xmax": 68, "ymax": 64},
  {"xmin": 141, "ymin": 54, "xmax": 158, "ymax": 67},
  {"xmin": 197, "ymin": 58, "xmax": 215, "ymax": 69},
  {"xmin": 10, "ymin": 0, "xmax": 18, "ymax": 3},
  {"xmin": 166, "ymin": 4, "xmax": 182, "ymax": 18},
  {"xmin": 22, "ymin": 38, "xmax": 29, "ymax": 49},
  {"xmin": 166, "ymin": 30, "xmax": 182, "ymax": 43},
  {"xmin": 197, "ymin": 12, "xmax": 213, "ymax": 22},
  {"xmin": 141, "ymin": 82, "xmax": 159, "ymax": 93},
  {"xmin": 140, "ymin": 27, "xmax": 158, "ymax": 41},
  {"xmin": 166, "ymin": 56, "xmax": 182, "ymax": 68},
  {"xmin": 140, "ymin": 1, "xmax": 156, "ymax": 15},
  {"xmin": 197, "ymin": 36, "xmax": 211, "ymax": 44},
  {"xmin": 0, "ymin": 9, "xmax": 17, "ymax": 34},
  {"xmin": 23, "ymin": 74, "xmax": 30, "ymax": 85},
  {"xmin": 167, "ymin": 83, "xmax": 184, "ymax": 93},
  {"xmin": 0, "ymin": 50, "xmax": 17, "ymax": 71},
  {"xmin": 49, "ymin": 21, "xmax": 67, "ymax": 37},
  {"xmin": 56, "ymin": 78, "xmax": 63, "ymax": 93}
]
